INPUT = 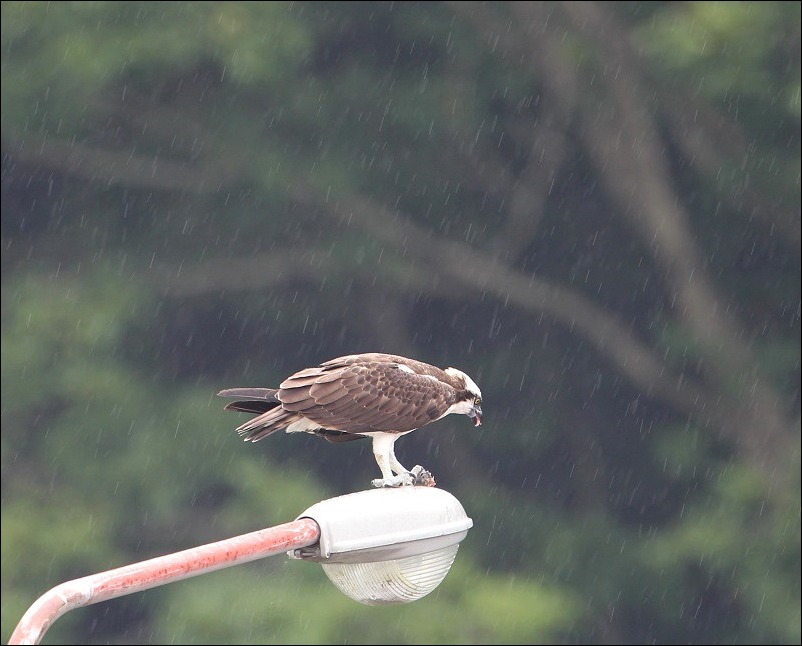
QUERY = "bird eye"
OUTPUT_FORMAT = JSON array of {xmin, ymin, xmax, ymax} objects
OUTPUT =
[{"xmin": 474, "ymin": 397, "xmax": 482, "ymax": 405}]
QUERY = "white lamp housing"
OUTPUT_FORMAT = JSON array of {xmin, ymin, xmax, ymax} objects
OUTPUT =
[{"xmin": 289, "ymin": 487, "xmax": 472, "ymax": 605}]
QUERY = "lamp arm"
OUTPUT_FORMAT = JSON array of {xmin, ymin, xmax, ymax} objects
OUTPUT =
[{"xmin": 9, "ymin": 518, "xmax": 320, "ymax": 645}]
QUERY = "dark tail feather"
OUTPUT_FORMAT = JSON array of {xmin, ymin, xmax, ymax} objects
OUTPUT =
[
  {"xmin": 218, "ymin": 388, "xmax": 280, "ymax": 413},
  {"xmin": 317, "ymin": 429, "xmax": 367, "ymax": 444},
  {"xmin": 224, "ymin": 400, "xmax": 279, "ymax": 414},
  {"xmin": 218, "ymin": 387, "xmax": 291, "ymax": 442}
]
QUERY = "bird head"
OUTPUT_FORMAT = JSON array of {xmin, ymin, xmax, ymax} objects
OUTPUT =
[{"xmin": 445, "ymin": 367, "xmax": 483, "ymax": 427}]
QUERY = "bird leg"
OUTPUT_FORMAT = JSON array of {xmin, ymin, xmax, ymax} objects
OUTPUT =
[
  {"xmin": 389, "ymin": 444, "xmax": 409, "ymax": 476},
  {"xmin": 370, "ymin": 433, "xmax": 435, "ymax": 488},
  {"xmin": 370, "ymin": 433, "xmax": 414, "ymax": 487}
]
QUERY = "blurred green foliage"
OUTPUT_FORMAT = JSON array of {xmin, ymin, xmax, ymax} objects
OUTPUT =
[
  {"xmin": 2, "ymin": 2, "xmax": 799, "ymax": 644},
  {"xmin": 637, "ymin": 2, "xmax": 801, "ymax": 116}
]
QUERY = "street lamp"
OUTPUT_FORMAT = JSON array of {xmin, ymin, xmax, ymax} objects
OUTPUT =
[
  {"xmin": 9, "ymin": 487, "xmax": 472, "ymax": 644},
  {"xmin": 292, "ymin": 486, "xmax": 473, "ymax": 605}
]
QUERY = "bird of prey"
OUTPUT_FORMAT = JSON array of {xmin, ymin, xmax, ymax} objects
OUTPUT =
[{"xmin": 218, "ymin": 353, "xmax": 482, "ymax": 487}]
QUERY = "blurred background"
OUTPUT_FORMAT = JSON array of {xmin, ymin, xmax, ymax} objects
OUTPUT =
[{"xmin": 1, "ymin": 2, "xmax": 799, "ymax": 644}]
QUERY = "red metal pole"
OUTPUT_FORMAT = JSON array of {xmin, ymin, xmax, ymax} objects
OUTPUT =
[{"xmin": 8, "ymin": 518, "xmax": 320, "ymax": 645}]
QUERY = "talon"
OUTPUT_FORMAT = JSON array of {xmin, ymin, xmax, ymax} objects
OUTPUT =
[
  {"xmin": 372, "ymin": 472, "xmax": 414, "ymax": 488},
  {"xmin": 395, "ymin": 472, "xmax": 414, "ymax": 487}
]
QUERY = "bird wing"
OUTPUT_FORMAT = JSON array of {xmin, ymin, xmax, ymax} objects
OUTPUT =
[{"xmin": 278, "ymin": 355, "xmax": 457, "ymax": 433}]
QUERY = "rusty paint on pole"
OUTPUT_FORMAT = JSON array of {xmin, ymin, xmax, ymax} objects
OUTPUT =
[{"xmin": 9, "ymin": 518, "xmax": 320, "ymax": 645}]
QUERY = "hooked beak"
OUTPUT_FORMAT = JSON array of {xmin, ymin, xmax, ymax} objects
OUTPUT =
[{"xmin": 468, "ymin": 405, "xmax": 482, "ymax": 427}]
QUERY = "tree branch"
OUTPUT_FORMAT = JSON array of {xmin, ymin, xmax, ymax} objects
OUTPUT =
[
  {"xmin": 659, "ymin": 91, "xmax": 801, "ymax": 249},
  {"xmin": 4, "ymin": 133, "xmax": 240, "ymax": 193},
  {"xmin": 554, "ymin": 0, "xmax": 793, "ymax": 466}
]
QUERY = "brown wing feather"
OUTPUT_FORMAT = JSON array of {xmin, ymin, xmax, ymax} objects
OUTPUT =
[
  {"xmin": 276, "ymin": 358, "xmax": 457, "ymax": 433},
  {"xmin": 309, "ymin": 380, "xmax": 348, "ymax": 403},
  {"xmin": 279, "ymin": 387, "xmax": 314, "ymax": 405}
]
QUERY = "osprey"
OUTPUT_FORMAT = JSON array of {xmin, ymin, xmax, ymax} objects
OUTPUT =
[{"xmin": 218, "ymin": 353, "xmax": 482, "ymax": 487}]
